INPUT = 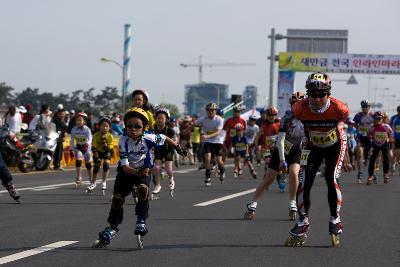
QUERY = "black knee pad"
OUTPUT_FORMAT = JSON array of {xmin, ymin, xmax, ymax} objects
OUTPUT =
[
  {"xmin": 75, "ymin": 160, "xmax": 82, "ymax": 168},
  {"xmin": 93, "ymin": 163, "xmax": 101, "ymax": 174},
  {"xmin": 111, "ymin": 193, "xmax": 125, "ymax": 209},
  {"xmin": 205, "ymin": 169, "xmax": 211, "ymax": 178},
  {"xmin": 137, "ymin": 184, "xmax": 149, "ymax": 201},
  {"xmin": 103, "ymin": 160, "xmax": 110, "ymax": 172},
  {"xmin": 85, "ymin": 162, "xmax": 92, "ymax": 170}
]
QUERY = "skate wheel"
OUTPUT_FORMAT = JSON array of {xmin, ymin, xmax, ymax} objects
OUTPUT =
[
  {"xmin": 92, "ymin": 239, "xmax": 107, "ymax": 248},
  {"xmin": 289, "ymin": 211, "xmax": 296, "ymax": 221},
  {"xmin": 151, "ymin": 194, "xmax": 159, "ymax": 201},
  {"xmin": 243, "ymin": 211, "xmax": 255, "ymax": 220},
  {"xmin": 285, "ymin": 235, "xmax": 306, "ymax": 247},
  {"xmin": 330, "ymin": 234, "xmax": 340, "ymax": 247},
  {"xmin": 136, "ymin": 235, "xmax": 144, "ymax": 250}
]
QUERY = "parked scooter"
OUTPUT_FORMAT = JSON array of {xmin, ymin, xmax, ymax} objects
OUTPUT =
[{"xmin": 30, "ymin": 123, "xmax": 59, "ymax": 171}]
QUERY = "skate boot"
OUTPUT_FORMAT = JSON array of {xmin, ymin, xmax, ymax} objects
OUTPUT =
[
  {"xmin": 205, "ymin": 169, "xmax": 212, "ymax": 187},
  {"xmin": 6, "ymin": 185, "xmax": 21, "ymax": 203},
  {"xmin": 243, "ymin": 201, "xmax": 257, "ymax": 220},
  {"xmin": 366, "ymin": 176, "xmax": 374, "ymax": 185},
  {"xmin": 357, "ymin": 171, "xmax": 363, "ymax": 184},
  {"xmin": 384, "ymin": 174, "xmax": 389, "ymax": 184},
  {"xmin": 329, "ymin": 217, "xmax": 343, "ymax": 247},
  {"xmin": 285, "ymin": 218, "xmax": 309, "ymax": 246},
  {"xmin": 219, "ymin": 167, "xmax": 225, "ymax": 183},
  {"xmin": 151, "ymin": 185, "xmax": 161, "ymax": 200},
  {"xmin": 256, "ymin": 160, "xmax": 261, "ymax": 168},
  {"xmin": 75, "ymin": 177, "xmax": 82, "ymax": 188},
  {"xmin": 277, "ymin": 175, "xmax": 286, "ymax": 193},
  {"xmin": 135, "ymin": 218, "xmax": 148, "ymax": 250},
  {"xmin": 373, "ymin": 174, "xmax": 378, "ymax": 184},
  {"xmin": 238, "ymin": 168, "xmax": 243, "ymax": 176},
  {"xmin": 233, "ymin": 170, "xmax": 238, "ymax": 178},
  {"xmin": 101, "ymin": 181, "xmax": 107, "ymax": 196},
  {"xmin": 85, "ymin": 183, "xmax": 96, "ymax": 194},
  {"xmin": 288, "ymin": 200, "xmax": 297, "ymax": 221},
  {"xmin": 250, "ymin": 169, "xmax": 257, "ymax": 179},
  {"xmin": 92, "ymin": 226, "xmax": 118, "ymax": 248},
  {"xmin": 168, "ymin": 178, "xmax": 175, "ymax": 198}
]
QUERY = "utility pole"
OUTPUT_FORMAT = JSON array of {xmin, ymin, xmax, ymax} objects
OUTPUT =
[{"xmin": 268, "ymin": 28, "xmax": 276, "ymax": 108}]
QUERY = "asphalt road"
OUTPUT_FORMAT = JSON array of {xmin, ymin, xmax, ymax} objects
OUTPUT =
[{"xmin": 0, "ymin": 163, "xmax": 399, "ymax": 267}]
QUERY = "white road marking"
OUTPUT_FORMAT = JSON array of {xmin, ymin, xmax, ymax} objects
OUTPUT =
[
  {"xmin": 32, "ymin": 186, "xmax": 62, "ymax": 191},
  {"xmin": 194, "ymin": 188, "xmax": 256, "ymax": 207},
  {"xmin": 0, "ymin": 241, "xmax": 78, "ymax": 265},
  {"xmin": 0, "ymin": 179, "xmax": 113, "ymax": 194},
  {"xmin": 2, "ymin": 165, "xmax": 225, "ymax": 195}
]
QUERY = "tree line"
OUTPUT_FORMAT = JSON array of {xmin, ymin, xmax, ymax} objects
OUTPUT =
[{"xmin": 0, "ymin": 82, "xmax": 181, "ymax": 118}]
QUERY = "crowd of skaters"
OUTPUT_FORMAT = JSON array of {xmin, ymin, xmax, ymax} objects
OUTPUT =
[{"xmin": 2, "ymin": 74, "xmax": 400, "ymax": 248}]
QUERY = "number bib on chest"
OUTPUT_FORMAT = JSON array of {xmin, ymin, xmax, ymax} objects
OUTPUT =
[
  {"xmin": 310, "ymin": 129, "xmax": 338, "ymax": 148},
  {"xmin": 206, "ymin": 130, "xmax": 217, "ymax": 135},
  {"xmin": 300, "ymin": 150, "xmax": 310, "ymax": 165},
  {"xmin": 395, "ymin": 125, "xmax": 400, "ymax": 134},
  {"xmin": 284, "ymin": 140, "xmax": 293, "ymax": 155},
  {"xmin": 235, "ymin": 143, "xmax": 246, "ymax": 152},
  {"xmin": 75, "ymin": 135, "xmax": 87, "ymax": 145},
  {"xmin": 358, "ymin": 126, "xmax": 368, "ymax": 136},
  {"xmin": 374, "ymin": 132, "xmax": 386, "ymax": 142}
]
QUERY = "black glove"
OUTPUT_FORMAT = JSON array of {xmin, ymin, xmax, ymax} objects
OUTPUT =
[{"xmin": 175, "ymin": 144, "xmax": 188, "ymax": 157}]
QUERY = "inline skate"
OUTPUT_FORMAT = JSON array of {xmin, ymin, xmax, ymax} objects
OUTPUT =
[
  {"xmin": 285, "ymin": 218, "xmax": 309, "ymax": 246},
  {"xmin": 243, "ymin": 201, "xmax": 257, "ymax": 220},
  {"xmin": 92, "ymin": 226, "xmax": 118, "ymax": 248},
  {"xmin": 329, "ymin": 217, "xmax": 343, "ymax": 247}
]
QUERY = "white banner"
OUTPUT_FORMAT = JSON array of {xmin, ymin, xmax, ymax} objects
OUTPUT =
[{"xmin": 279, "ymin": 52, "xmax": 400, "ymax": 75}]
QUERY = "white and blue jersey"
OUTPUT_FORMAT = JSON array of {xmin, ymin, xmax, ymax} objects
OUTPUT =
[
  {"xmin": 118, "ymin": 133, "xmax": 166, "ymax": 169},
  {"xmin": 390, "ymin": 115, "xmax": 400, "ymax": 140}
]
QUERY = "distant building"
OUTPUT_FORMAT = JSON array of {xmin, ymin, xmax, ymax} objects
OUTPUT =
[
  {"xmin": 184, "ymin": 83, "xmax": 230, "ymax": 116},
  {"xmin": 243, "ymin": 85, "xmax": 257, "ymax": 110}
]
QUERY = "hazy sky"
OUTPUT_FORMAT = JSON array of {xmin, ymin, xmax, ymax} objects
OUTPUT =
[{"xmin": 1, "ymin": 0, "xmax": 399, "ymax": 114}]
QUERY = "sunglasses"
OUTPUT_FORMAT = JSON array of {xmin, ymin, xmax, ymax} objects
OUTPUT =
[
  {"xmin": 206, "ymin": 109, "xmax": 217, "ymax": 112},
  {"xmin": 361, "ymin": 106, "xmax": 370, "ymax": 109},
  {"xmin": 126, "ymin": 124, "xmax": 143, "ymax": 130},
  {"xmin": 308, "ymin": 92, "xmax": 328, "ymax": 99}
]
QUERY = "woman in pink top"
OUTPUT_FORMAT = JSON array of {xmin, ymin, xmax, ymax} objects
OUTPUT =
[{"xmin": 367, "ymin": 111, "xmax": 394, "ymax": 184}]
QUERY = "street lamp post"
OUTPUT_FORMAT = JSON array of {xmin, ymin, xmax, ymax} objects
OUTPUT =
[{"xmin": 100, "ymin": 57, "xmax": 124, "ymax": 112}]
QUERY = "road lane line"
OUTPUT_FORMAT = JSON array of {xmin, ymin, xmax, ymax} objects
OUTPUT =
[
  {"xmin": 0, "ymin": 241, "xmax": 78, "ymax": 265},
  {"xmin": 194, "ymin": 188, "xmax": 256, "ymax": 207},
  {"xmin": 2, "ymin": 165, "xmax": 226, "ymax": 194}
]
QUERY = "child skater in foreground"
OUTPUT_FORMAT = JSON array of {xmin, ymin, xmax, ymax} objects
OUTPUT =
[{"xmin": 92, "ymin": 107, "xmax": 186, "ymax": 249}]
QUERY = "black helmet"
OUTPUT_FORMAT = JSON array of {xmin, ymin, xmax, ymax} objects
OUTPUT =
[
  {"xmin": 305, "ymin": 72, "xmax": 332, "ymax": 92},
  {"xmin": 360, "ymin": 100, "xmax": 371, "ymax": 108},
  {"xmin": 205, "ymin": 103, "xmax": 218, "ymax": 110}
]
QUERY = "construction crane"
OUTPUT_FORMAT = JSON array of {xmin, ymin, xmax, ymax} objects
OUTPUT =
[{"xmin": 180, "ymin": 55, "xmax": 256, "ymax": 83}]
